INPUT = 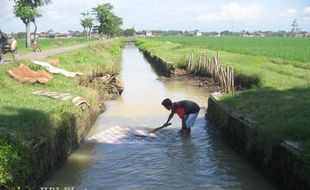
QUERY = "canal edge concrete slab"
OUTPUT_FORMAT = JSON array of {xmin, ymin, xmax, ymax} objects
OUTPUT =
[{"xmin": 206, "ymin": 92, "xmax": 310, "ymax": 190}]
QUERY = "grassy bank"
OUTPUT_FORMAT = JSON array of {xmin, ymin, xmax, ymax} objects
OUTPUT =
[
  {"xmin": 0, "ymin": 39, "xmax": 123, "ymax": 188},
  {"xmin": 135, "ymin": 38, "xmax": 310, "ymax": 171}
]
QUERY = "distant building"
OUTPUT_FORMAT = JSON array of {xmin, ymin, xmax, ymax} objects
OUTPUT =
[
  {"xmin": 141, "ymin": 30, "xmax": 153, "ymax": 37},
  {"xmin": 30, "ymin": 32, "xmax": 72, "ymax": 39},
  {"xmin": 294, "ymin": 33, "xmax": 304, "ymax": 38},
  {"xmin": 145, "ymin": 31, "xmax": 153, "ymax": 37},
  {"xmin": 194, "ymin": 30, "xmax": 202, "ymax": 36},
  {"xmin": 38, "ymin": 32, "xmax": 48, "ymax": 38},
  {"xmin": 253, "ymin": 32, "xmax": 265, "ymax": 37}
]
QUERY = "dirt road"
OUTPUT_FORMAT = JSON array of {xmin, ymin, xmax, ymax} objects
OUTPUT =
[
  {"xmin": 21, "ymin": 44, "xmax": 87, "ymax": 60},
  {"xmin": 1, "ymin": 44, "xmax": 87, "ymax": 64}
]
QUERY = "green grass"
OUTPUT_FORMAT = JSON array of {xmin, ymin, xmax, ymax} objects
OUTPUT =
[
  {"xmin": 52, "ymin": 41, "xmax": 122, "ymax": 73},
  {"xmin": 151, "ymin": 36, "xmax": 310, "ymax": 69},
  {"xmin": 222, "ymin": 87, "xmax": 310, "ymax": 169},
  {"xmin": 135, "ymin": 37, "xmax": 310, "ymax": 171},
  {"xmin": 0, "ymin": 39, "xmax": 123, "ymax": 187}
]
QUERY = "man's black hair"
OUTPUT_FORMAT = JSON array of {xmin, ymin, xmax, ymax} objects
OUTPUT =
[{"xmin": 162, "ymin": 98, "xmax": 172, "ymax": 107}]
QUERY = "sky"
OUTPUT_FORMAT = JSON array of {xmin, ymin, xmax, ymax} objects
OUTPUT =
[{"xmin": 0, "ymin": 0, "xmax": 309, "ymax": 33}]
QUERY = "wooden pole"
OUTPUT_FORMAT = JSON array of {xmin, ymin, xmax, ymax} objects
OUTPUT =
[
  {"xmin": 231, "ymin": 67, "xmax": 234, "ymax": 94},
  {"xmin": 216, "ymin": 51, "xmax": 220, "ymax": 65},
  {"xmin": 226, "ymin": 65, "xmax": 230, "ymax": 93},
  {"xmin": 224, "ymin": 68, "xmax": 227, "ymax": 92},
  {"xmin": 191, "ymin": 53, "xmax": 194, "ymax": 71},
  {"xmin": 219, "ymin": 67, "xmax": 223, "ymax": 87}
]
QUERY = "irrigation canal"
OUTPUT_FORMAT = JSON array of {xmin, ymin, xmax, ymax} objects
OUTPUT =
[{"xmin": 43, "ymin": 44, "xmax": 276, "ymax": 190}]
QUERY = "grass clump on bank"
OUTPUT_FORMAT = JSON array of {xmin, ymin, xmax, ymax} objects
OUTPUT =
[
  {"xmin": 0, "ymin": 39, "xmax": 123, "ymax": 188},
  {"xmin": 135, "ymin": 37, "xmax": 310, "ymax": 171}
]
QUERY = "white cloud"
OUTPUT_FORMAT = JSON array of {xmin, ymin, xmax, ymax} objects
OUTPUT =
[
  {"xmin": 197, "ymin": 3, "xmax": 264, "ymax": 23},
  {"xmin": 279, "ymin": 8, "xmax": 297, "ymax": 17},
  {"xmin": 304, "ymin": 6, "xmax": 310, "ymax": 14},
  {"xmin": 304, "ymin": 17, "xmax": 310, "ymax": 21},
  {"xmin": 287, "ymin": 8, "xmax": 297, "ymax": 15},
  {"xmin": 44, "ymin": 10, "xmax": 62, "ymax": 21},
  {"xmin": 1, "ymin": 0, "xmax": 309, "ymax": 33},
  {"xmin": 0, "ymin": 1, "xmax": 24, "ymax": 32},
  {"xmin": 0, "ymin": 1, "xmax": 14, "ymax": 18}
]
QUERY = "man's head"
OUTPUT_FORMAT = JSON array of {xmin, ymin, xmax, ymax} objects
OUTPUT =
[{"xmin": 162, "ymin": 98, "xmax": 172, "ymax": 110}]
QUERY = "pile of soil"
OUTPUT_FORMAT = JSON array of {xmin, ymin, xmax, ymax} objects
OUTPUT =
[{"xmin": 80, "ymin": 72, "xmax": 124, "ymax": 101}]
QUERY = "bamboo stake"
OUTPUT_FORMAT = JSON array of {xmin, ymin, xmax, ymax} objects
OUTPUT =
[
  {"xmin": 231, "ymin": 67, "xmax": 234, "ymax": 94},
  {"xmin": 226, "ymin": 65, "xmax": 230, "ymax": 93},
  {"xmin": 212, "ymin": 59, "xmax": 215, "ymax": 77},
  {"xmin": 188, "ymin": 55, "xmax": 191, "ymax": 71},
  {"xmin": 191, "ymin": 53, "xmax": 195, "ymax": 71},
  {"xmin": 198, "ymin": 56, "xmax": 202, "ymax": 74},
  {"xmin": 229, "ymin": 66, "xmax": 232, "ymax": 93},
  {"xmin": 219, "ymin": 67, "xmax": 223, "ymax": 87},
  {"xmin": 202, "ymin": 55, "xmax": 206, "ymax": 75},
  {"xmin": 222, "ymin": 68, "xmax": 227, "ymax": 90}
]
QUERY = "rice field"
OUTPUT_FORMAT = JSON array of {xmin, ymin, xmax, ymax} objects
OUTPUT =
[{"xmin": 152, "ymin": 36, "xmax": 310, "ymax": 68}]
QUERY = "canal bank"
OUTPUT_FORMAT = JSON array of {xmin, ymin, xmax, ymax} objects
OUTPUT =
[
  {"xmin": 136, "ymin": 40, "xmax": 310, "ymax": 189},
  {"xmin": 141, "ymin": 48, "xmax": 221, "ymax": 92},
  {"xmin": 0, "ymin": 40, "xmax": 124, "ymax": 189},
  {"xmin": 43, "ymin": 44, "xmax": 275, "ymax": 189}
]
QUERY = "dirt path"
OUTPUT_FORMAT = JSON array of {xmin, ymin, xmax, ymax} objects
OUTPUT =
[
  {"xmin": 1, "ymin": 44, "xmax": 87, "ymax": 64},
  {"xmin": 20, "ymin": 44, "xmax": 87, "ymax": 61}
]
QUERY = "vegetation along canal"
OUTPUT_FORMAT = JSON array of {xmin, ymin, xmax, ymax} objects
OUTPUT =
[{"xmin": 43, "ymin": 44, "xmax": 276, "ymax": 189}]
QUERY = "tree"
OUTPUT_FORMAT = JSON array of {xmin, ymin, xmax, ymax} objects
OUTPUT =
[
  {"xmin": 80, "ymin": 11, "xmax": 94, "ymax": 41},
  {"xmin": 123, "ymin": 28, "xmax": 135, "ymax": 37},
  {"xmin": 80, "ymin": 18, "xmax": 86, "ymax": 39},
  {"xmin": 13, "ymin": 0, "xmax": 51, "ymax": 48},
  {"xmin": 92, "ymin": 3, "xmax": 122, "ymax": 38},
  {"xmin": 291, "ymin": 19, "xmax": 300, "ymax": 37},
  {"xmin": 46, "ymin": 29, "xmax": 54, "ymax": 34}
]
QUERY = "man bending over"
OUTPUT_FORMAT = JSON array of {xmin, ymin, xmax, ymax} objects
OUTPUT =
[{"xmin": 161, "ymin": 98, "xmax": 200, "ymax": 134}]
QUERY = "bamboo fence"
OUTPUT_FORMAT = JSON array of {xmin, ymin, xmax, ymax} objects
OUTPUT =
[{"xmin": 187, "ymin": 52, "xmax": 234, "ymax": 93}]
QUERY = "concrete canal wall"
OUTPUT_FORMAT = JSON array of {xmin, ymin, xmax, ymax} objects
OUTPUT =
[
  {"xmin": 140, "ymin": 50, "xmax": 175, "ymax": 77},
  {"xmin": 206, "ymin": 92, "xmax": 310, "ymax": 190}
]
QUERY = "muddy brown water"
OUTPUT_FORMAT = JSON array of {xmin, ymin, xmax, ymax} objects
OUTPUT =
[{"xmin": 43, "ymin": 44, "xmax": 276, "ymax": 190}]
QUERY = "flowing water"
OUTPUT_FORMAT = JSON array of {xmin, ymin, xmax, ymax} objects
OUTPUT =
[{"xmin": 43, "ymin": 44, "xmax": 276, "ymax": 190}]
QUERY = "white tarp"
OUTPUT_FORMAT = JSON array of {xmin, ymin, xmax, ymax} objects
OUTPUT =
[
  {"xmin": 33, "ymin": 60, "xmax": 83, "ymax": 77},
  {"xmin": 84, "ymin": 126, "xmax": 180, "ymax": 145}
]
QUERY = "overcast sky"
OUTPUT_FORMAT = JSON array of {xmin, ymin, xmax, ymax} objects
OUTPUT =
[{"xmin": 0, "ymin": 0, "xmax": 309, "ymax": 33}]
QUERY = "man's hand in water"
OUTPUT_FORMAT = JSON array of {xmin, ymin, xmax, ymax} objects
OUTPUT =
[
  {"xmin": 148, "ymin": 129, "xmax": 157, "ymax": 133},
  {"xmin": 148, "ymin": 123, "xmax": 170, "ymax": 133}
]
